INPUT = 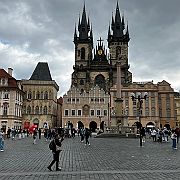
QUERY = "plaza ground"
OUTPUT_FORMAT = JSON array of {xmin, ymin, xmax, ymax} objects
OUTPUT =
[{"xmin": 0, "ymin": 135, "xmax": 180, "ymax": 180}]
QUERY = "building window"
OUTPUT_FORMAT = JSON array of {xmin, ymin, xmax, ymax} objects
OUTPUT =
[
  {"xmin": 41, "ymin": 91, "xmax": 43, "ymax": 99},
  {"xmin": 151, "ymin": 108, "xmax": 155, "ymax": 116},
  {"xmin": 36, "ymin": 91, "xmax": 40, "ymax": 99},
  {"xmin": 151, "ymin": 98, "xmax": 155, "ymax": 107},
  {"xmin": 91, "ymin": 110, "xmax": 94, "ymax": 116},
  {"xmin": 91, "ymin": 98, "xmax": 94, "ymax": 102},
  {"xmin": 78, "ymin": 110, "xmax": 81, "ymax": 116},
  {"xmin": 3, "ymin": 105, "xmax": 8, "ymax": 116},
  {"xmin": 40, "ymin": 106, "xmax": 42, "ymax": 114},
  {"xmin": 77, "ymin": 98, "xmax": 79, "ymax": 102},
  {"xmin": 28, "ymin": 91, "xmax": 32, "ymax": 99},
  {"xmin": 145, "ymin": 108, "xmax": 149, "ymax": 116},
  {"xmin": 104, "ymin": 110, "xmax": 107, "ymax": 116},
  {"xmin": 72, "ymin": 110, "xmax": 76, "ymax": 116},
  {"xmin": 4, "ymin": 91, "xmax": 9, "ymax": 99},
  {"xmin": 43, "ymin": 106, "xmax": 47, "ymax": 114},
  {"xmin": 81, "ymin": 47, "xmax": 85, "ymax": 59},
  {"xmin": 27, "ymin": 106, "xmax": 31, "ymax": 114},
  {"xmin": 35, "ymin": 106, "xmax": 39, "ymax": 114},
  {"xmin": 1, "ymin": 78, "xmax": 6, "ymax": 85},
  {"xmin": 44, "ymin": 91, "xmax": 48, "ymax": 99},
  {"xmin": 167, "ymin": 108, "xmax": 171, "ymax": 118},
  {"xmin": 97, "ymin": 109, "xmax": 101, "ymax": 116},
  {"xmin": 65, "ymin": 110, "xmax": 68, "ymax": 116}
]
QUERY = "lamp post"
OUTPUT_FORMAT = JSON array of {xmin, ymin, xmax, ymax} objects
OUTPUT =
[{"xmin": 131, "ymin": 92, "xmax": 148, "ymax": 147}]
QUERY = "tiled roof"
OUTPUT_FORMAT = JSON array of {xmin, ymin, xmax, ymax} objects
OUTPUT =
[
  {"xmin": 0, "ymin": 69, "xmax": 18, "ymax": 88},
  {"xmin": 29, "ymin": 62, "xmax": 52, "ymax": 81}
]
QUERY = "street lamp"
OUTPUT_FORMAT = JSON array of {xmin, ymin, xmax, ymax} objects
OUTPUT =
[{"xmin": 131, "ymin": 92, "xmax": 148, "ymax": 147}]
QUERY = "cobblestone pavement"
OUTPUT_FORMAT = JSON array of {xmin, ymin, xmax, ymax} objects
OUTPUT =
[{"xmin": 0, "ymin": 135, "xmax": 180, "ymax": 180}]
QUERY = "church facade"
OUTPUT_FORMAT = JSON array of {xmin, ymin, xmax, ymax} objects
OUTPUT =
[{"xmin": 62, "ymin": 2, "xmax": 177, "ymax": 131}]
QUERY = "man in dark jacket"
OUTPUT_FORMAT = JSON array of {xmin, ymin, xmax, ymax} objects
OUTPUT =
[{"xmin": 47, "ymin": 133, "xmax": 64, "ymax": 171}]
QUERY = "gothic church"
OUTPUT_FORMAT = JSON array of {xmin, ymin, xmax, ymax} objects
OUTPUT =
[{"xmin": 62, "ymin": 2, "xmax": 176, "ymax": 131}]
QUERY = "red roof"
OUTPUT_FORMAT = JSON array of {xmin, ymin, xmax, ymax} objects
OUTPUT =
[{"xmin": 0, "ymin": 69, "xmax": 18, "ymax": 88}]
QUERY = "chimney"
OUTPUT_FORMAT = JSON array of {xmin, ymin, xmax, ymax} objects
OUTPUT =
[{"xmin": 8, "ymin": 68, "xmax": 13, "ymax": 76}]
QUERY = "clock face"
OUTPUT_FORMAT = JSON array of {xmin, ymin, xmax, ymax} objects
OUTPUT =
[{"xmin": 98, "ymin": 49, "xmax": 103, "ymax": 55}]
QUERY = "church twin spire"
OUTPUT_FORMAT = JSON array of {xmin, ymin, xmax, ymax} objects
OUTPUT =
[
  {"xmin": 74, "ymin": 3, "xmax": 93, "ymax": 44},
  {"xmin": 108, "ymin": 1, "xmax": 129, "ymax": 41}
]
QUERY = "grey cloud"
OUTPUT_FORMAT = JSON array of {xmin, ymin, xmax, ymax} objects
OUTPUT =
[{"xmin": 0, "ymin": 0, "xmax": 180, "ymax": 96}]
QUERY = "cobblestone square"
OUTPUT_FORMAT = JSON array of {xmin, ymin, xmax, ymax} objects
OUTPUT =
[{"xmin": 0, "ymin": 135, "xmax": 180, "ymax": 180}]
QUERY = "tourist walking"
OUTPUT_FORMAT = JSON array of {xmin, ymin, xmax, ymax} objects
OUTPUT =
[
  {"xmin": 84, "ymin": 128, "xmax": 91, "ymax": 146},
  {"xmin": 171, "ymin": 130, "xmax": 177, "ymax": 150},
  {"xmin": 0, "ymin": 128, "xmax": 5, "ymax": 152},
  {"xmin": 33, "ymin": 128, "xmax": 38, "ymax": 144},
  {"xmin": 38, "ymin": 128, "xmax": 41, "ymax": 139},
  {"xmin": 151, "ymin": 128, "xmax": 157, "ymax": 142},
  {"xmin": 47, "ymin": 134, "xmax": 64, "ymax": 171},
  {"xmin": 7, "ymin": 127, "xmax": 11, "ymax": 139},
  {"xmin": 80, "ymin": 127, "xmax": 85, "ymax": 142}
]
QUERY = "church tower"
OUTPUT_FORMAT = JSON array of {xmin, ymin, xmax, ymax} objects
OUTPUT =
[
  {"xmin": 73, "ymin": 4, "xmax": 93, "ymax": 93},
  {"xmin": 108, "ymin": 1, "xmax": 132, "ymax": 85}
]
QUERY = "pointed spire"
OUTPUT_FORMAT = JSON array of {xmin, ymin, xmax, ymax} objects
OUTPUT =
[
  {"xmin": 88, "ymin": 16, "xmax": 90, "ymax": 31},
  {"xmin": 78, "ymin": 2, "xmax": 90, "ymax": 40},
  {"xmin": 115, "ymin": 1, "xmax": 121, "ymax": 24},
  {"xmin": 111, "ymin": 12, "xmax": 115, "ymax": 30},
  {"xmin": 122, "ymin": 15, "xmax": 125, "ymax": 30},
  {"xmin": 108, "ymin": 24, "xmax": 111, "ymax": 37},
  {"xmin": 126, "ymin": 23, "xmax": 129, "ymax": 37},
  {"xmin": 74, "ymin": 23, "xmax": 77, "ymax": 41}
]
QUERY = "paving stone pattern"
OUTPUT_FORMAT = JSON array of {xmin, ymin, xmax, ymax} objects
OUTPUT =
[{"xmin": 0, "ymin": 136, "xmax": 180, "ymax": 180}]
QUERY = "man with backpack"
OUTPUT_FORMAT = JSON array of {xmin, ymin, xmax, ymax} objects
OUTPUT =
[{"xmin": 47, "ymin": 133, "xmax": 64, "ymax": 171}]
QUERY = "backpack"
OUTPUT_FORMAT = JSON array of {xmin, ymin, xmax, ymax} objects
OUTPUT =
[{"xmin": 49, "ymin": 140, "xmax": 55, "ymax": 150}]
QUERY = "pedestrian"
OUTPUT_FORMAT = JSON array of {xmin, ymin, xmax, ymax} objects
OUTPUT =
[
  {"xmin": 171, "ymin": 130, "xmax": 177, "ymax": 150},
  {"xmin": 80, "ymin": 127, "xmax": 85, "ymax": 142},
  {"xmin": 163, "ymin": 127, "xmax": 169, "ymax": 142},
  {"xmin": 7, "ymin": 127, "xmax": 11, "ymax": 139},
  {"xmin": 0, "ymin": 128, "xmax": 5, "ymax": 152},
  {"xmin": 84, "ymin": 128, "xmax": 91, "ymax": 146},
  {"xmin": 71, "ymin": 128, "xmax": 76, "ymax": 138},
  {"xmin": 38, "ymin": 128, "xmax": 41, "ymax": 139},
  {"xmin": 47, "ymin": 134, "xmax": 64, "ymax": 171},
  {"xmin": 141, "ymin": 127, "xmax": 146, "ymax": 143},
  {"xmin": 33, "ymin": 128, "xmax": 37, "ymax": 144},
  {"xmin": 151, "ymin": 128, "xmax": 157, "ymax": 142}
]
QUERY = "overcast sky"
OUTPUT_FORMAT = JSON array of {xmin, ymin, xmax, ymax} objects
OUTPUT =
[{"xmin": 0, "ymin": 0, "xmax": 180, "ymax": 97}]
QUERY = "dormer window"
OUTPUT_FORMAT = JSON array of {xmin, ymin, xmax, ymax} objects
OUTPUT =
[{"xmin": 1, "ymin": 78, "xmax": 7, "ymax": 86}]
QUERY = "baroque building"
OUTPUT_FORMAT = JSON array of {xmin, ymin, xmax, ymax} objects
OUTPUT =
[
  {"xmin": 63, "ymin": 2, "xmax": 177, "ymax": 130},
  {"xmin": 0, "ymin": 68, "xmax": 23, "ymax": 132},
  {"xmin": 21, "ymin": 62, "xmax": 59, "ymax": 129}
]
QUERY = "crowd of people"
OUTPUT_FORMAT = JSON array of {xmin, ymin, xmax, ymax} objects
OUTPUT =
[{"xmin": 140, "ymin": 127, "xmax": 180, "ymax": 149}]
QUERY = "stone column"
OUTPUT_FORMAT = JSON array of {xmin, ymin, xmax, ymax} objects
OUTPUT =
[{"xmin": 115, "ymin": 61, "xmax": 123, "ymax": 127}]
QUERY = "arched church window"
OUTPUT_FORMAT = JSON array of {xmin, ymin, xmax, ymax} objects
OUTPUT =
[
  {"xmin": 94, "ymin": 74, "xmax": 106, "ymax": 90},
  {"xmin": 81, "ymin": 48, "xmax": 85, "ymax": 59}
]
